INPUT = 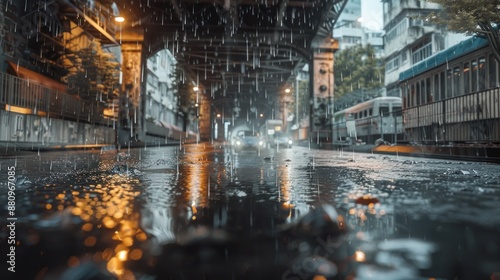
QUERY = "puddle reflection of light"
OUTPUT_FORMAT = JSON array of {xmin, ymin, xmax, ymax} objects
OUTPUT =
[
  {"xmin": 191, "ymin": 201, "xmax": 198, "ymax": 220},
  {"xmin": 278, "ymin": 163, "xmax": 292, "ymax": 203},
  {"xmin": 48, "ymin": 173, "xmax": 144, "ymax": 278},
  {"xmin": 182, "ymin": 146, "xmax": 210, "ymax": 209}
]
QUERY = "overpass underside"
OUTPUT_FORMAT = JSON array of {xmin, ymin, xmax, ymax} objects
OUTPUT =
[{"xmin": 116, "ymin": 0, "xmax": 347, "ymax": 142}]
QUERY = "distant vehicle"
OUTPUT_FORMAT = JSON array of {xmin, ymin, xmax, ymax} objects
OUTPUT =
[
  {"xmin": 260, "ymin": 119, "xmax": 284, "ymax": 147},
  {"xmin": 232, "ymin": 130, "xmax": 265, "ymax": 152},
  {"xmin": 272, "ymin": 132, "xmax": 293, "ymax": 148},
  {"xmin": 333, "ymin": 96, "xmax": 403, "ymax": 145}
]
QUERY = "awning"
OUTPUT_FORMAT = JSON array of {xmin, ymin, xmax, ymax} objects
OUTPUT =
[{"xmin": 7, "ymin": 61, "xmax": 67, "ymax": 93}]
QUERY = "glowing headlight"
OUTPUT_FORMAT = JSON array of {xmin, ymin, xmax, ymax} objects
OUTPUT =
[
  {"xmin": 236, "ymin": 140, "xmax": 241, "ymax": 145},
  {"xmin": 259, "ymin": 140, "xmax": 264, "ymax": 146},
  {"xmin": 288, "ymin": 139, "xmax": 293, "ymax": 145}
]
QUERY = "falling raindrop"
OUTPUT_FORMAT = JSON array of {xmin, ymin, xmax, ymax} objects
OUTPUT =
[
  {"xmin": 207, "ymin": 176, "xmax": 210, "ymax": 199},
  {"xmin": 317, "ymin": 176, "xmax": 321, "ymax": 199}
]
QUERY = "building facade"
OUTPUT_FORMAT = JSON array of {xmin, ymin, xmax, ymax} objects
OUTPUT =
[
  {"xmin": 382, "ymin": 0, "xmax": 466, "ymax": 97},
  {"xmin": 332, "ymin": 0, "xmax": 384, "ymax": 57},
  {"xmin": 145, "ymin": 50, "xmax": 177, "ymax": 126}
]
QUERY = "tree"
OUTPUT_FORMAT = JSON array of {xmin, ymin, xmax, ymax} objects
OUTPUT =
[
  {"xmin": 426, "ymin": 0, "xmax": 500, "ymax": 62},
  {"xmin": 333, "ymin": 44, "xmax": 385, "ymax": 99},
  {"xmin": 171, "ymin": 64, "xmax": 198, "ymax": 131},
  {"xmin": 65, "ymin": 41, "xmax": 120, "ymax": 102}
]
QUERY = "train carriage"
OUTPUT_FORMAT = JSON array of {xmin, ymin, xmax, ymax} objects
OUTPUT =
[
  {"xmin": 333, "ymin": 96, "xmax": 403, "ymax": 145},
  {"xmin": 399, "ymin": 36, "xmax": 500, "ymax": 144}
]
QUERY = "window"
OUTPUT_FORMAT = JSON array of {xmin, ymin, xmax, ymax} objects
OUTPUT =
[
  {"xmin": 446, "ymin": 69, "xmax": 452, "ymax": 98},
  {"xmin": 478, "ymin": 57, "xmax": 486, "ymax": 91},
  {"xmin": 416, "ymin": 81, "xmax": 421, "ymax": 106},
  {"xmin": 393, "ymin": 106, "xmax": 402, "ymax": 116},
  {"xmin": 420, "ymin": 80, "xmax": 426, "ymax": 104},
  {"xmin": 471, "ymin": 59, "xmax": 478, "ymax": 93},
  {"xmin": 386, "ymin": 56, "xmax": 400, "ymax": 72},
  {"xmin": 412, "ymin": 41, "xmax": 432, "ymax": 64},
  {"xmin": 426, "ymin": 77, "xmax": 432, "ymax": 103},
  {"xmin": 453, "ymin": 66, "xmax": 461, "ymax": 96},
  {"xmin": 385, "ymin": 19, "xmax": 408, "ymax": 43},
  {"xmin": 401, "ymin": 84, "xmax": 408, "ymax": 108},
  {"xmin": 463, "ymin": 62, "xmax": 470, "ymax": 94},
  {"xmin": 343, "ymin": 36, "xmax": 362, "ymax": 44},
  {"xmin": 380, "ymin": 106, "xmax": 389, "ymax": 116},
  {"xmin": 401, "ymin": 50, "xmax": 408, "ymax": 64},
  {"xmin": 489, "ymin": 53, "xmax": 498, "ymax": 88},
  {"xmin": 440, "ymin": 71, "xmax": 446, "ymax": 100},
  {"xmin": 411, "ymin": 83, "xmax": 416, "ymax": 107},
  {"xmin": 434, "ymin": 73, "xmax": 440, "ymax": 101}
]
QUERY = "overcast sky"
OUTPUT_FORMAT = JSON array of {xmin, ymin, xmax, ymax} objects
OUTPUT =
[{"xmin": 361, "ymin": 0, "xmax": 383, "ymax": 30}]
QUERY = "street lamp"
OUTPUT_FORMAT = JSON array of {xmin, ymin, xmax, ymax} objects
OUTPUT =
[
  {"xmin": 113, "ymin": 15, "xmax": 125, "ymax": 149},
  {"xmin": 115, "ymin": 16, "xmax": 124, "ymax": 44},
  {"xmin": 193, "ymin": 85, "xmax": 199, "ymax": 107},
  {"xmin": 281, "ymin": 88, "xmax": 293, "ymax": 132}
]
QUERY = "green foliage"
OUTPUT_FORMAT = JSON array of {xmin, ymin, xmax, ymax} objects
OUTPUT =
[
  {"xmin": 297, "ymin": 79, "xmax": 309, "ymax": 119},
  {"xmin": 333, "ymin": 44, "xmax": 384, "ymax": 99},
  {"xmin": 426, "ymin": 0, "xmax": 500, "ymax": 61},
  {"xmin": 66, "ymin": 41, "xmax": 120, "ymax": 102},
  {"xmin": 171, "ymin": 64, "xmax": 197, "ymax": 116}
]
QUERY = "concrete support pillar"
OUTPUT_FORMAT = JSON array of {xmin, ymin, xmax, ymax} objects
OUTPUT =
[
  {"xmin": 310, "ymin": 36, "xmax": 338, "ymax": 141},
  {"xmin": 118, "ymin": 29, "xmax": 144, "ymax": 146}
]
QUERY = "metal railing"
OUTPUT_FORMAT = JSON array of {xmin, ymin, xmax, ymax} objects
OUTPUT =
[
  {"xmin": 402, "ymin": 87, "xmax": 500, "ymax": 144},
  {"xmin": 0, "ymin": 71, "xmax": 113, "ymax": 125}
]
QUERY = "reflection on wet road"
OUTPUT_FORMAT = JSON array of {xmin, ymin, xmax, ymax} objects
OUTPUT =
[{"xmin": 1, "ymin": 143, "xmax": 500, "ymax": 279}]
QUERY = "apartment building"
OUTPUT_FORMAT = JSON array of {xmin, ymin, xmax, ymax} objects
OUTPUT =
[
  {"xmin": 382, "ymin": 0, "xmax": 466, "ymax": 97},
  {"xmin": 145, "ymin": 49, "xmax": 178, "ymax": 126},
  {"xmin": 333, "ymin": 0, "xmax": 384, "ymax": 57}
]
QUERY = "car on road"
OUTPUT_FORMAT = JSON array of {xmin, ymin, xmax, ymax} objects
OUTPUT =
[
  {"xmin": 272, "ymin": 132, "xmax": 293, "ymax": 148},
  {"xmin": 232, "ymin": 130, "xmax": 265, "ymax": 152}
]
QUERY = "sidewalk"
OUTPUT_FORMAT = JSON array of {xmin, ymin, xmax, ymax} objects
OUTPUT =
[
  {"xmin": 0, "ymin": 141, "xmax": 114, "ymax": 157},
  {"xmin": 0, "ymin": 140, "xmax": 184, "ymax": 157},
  {"xmin": 297, "ymin": 140, "xmax": 500, "ymax": 163}
]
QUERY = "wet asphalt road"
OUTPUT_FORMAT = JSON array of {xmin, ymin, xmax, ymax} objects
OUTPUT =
[{"xmin": 1, "ymin": 143, "xmax": 500, "ymax": 280}]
